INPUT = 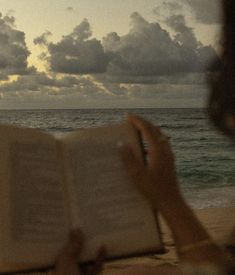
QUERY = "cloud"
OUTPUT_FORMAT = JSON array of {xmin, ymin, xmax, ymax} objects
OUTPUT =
[
  {"xmin": 102, "ymin": 12, "xmax": 220, "ymax": 82},
  {"xmin": 96, "ymin": 72, "xmax": 207, "ymax": 85},
  {"xmin": 0, "ymin": 73, "xmax": 123, "ymax": 103},
  {"xmin": 0, "ymin": 12, "xmax": 33, "ymax": 77},
  {"xmin": 165, "ymin": 14, "xmax": 198, "ymax": 49},
  {"xmin": 103, "ymin": 12, "xmax": 186, "ymax": 76},
  {"xmin": 45, "ymin": 19, "xmax": 110, "ymax": 74},
  {"xmin": 0, "ymin": 73, "xmax": 84, "ymax": 92},
  {"xmin": 182, "ymin": 0, "xmax": 222, "ymax": 24},
  {"xmin": 0, "ymin": 7, "xmax": 217, "ymax": 108},
  {"xmin": 35, "ymin": 13, "xmax": 219, "ymax": 84},
  {"xmin": 34, "ymin": 31, "xmax": 52, "ymax": 47},
  {"xmin": 66, "ymin": 6, "xmax": 74, "ymax": 12},
  {"xmin": 0, "ymin": 71, "xmax": 207, "ymax": 109},
  {"xmin": 166, "ymin": 14, "xmax": 220, "ymax": 69},
  {"xmin": 154, "ymin": 1, "xmax": 222, "ymax": 25},
  {"xmin": 153, "ymin": 2, "xmax": 183, "ymax": 18}
]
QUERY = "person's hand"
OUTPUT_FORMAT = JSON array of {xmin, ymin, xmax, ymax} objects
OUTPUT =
[
  {"xmin": 54, "ymin": 229, "xmax": 106, "ymax": 275},
  {"xmin": 120, "ymin": 114, "xmax": 182, "ymax": 210}
]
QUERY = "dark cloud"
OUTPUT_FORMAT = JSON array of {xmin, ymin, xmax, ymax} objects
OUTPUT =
[
  {"xmin": 0, "ymin": 73, "xmax": 84, "ymax": 92},
  {"xmin": 166, "ymin": 14, "xmax": 220, "ymax": 70},
  {"xmin": 102, "ymin": 12, "xmax": 220, "ymax": 82},
  {"xmin": 182, "ymin": 0, "xmax": 222, "ymax": 24},
  {"xmin": 34, "ymin": 12, "xmax": 220, "ymax": 85},
  {"xmin": 0, "ymin": 71, "xmax": 207, "ymax": 108},
  {"xmin": 0, "ymin": 73, "xmax": 114, "ymax": 102},
  {"xmin": 46, "ymin": 19, "xmax": 110, "ymax": 74},
  {"xmin": 0, "ymin": 13, "xmax": 32, "ymax": 76},
  {"xmin": 34, "ymin": 31, "xmax": 52, "ymax": 47},
  {"xmin": 165, "ymin": 14, "xmax": 198, "ymax": 49},
  {"xmin": 103, "ymin": 12, "xmax": 184, "ymax": 76},
  {"xmin": 0, "ymin": 7, "xmax": 216, "ymax": 108}
]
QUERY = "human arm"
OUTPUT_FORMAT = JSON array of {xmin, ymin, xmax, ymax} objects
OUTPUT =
[{"xmin": 120, "ymin": 114, "xmax": 230, "ymax": 268}]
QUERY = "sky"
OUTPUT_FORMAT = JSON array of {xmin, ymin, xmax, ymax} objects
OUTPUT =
[{"xmin": 0, "ymin": 0, "xmax": 222, "ymax": 109}]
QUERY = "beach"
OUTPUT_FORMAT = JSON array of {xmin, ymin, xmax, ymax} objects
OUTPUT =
[{"xmin": 102, "ymin": 206, "xmax": 235, "ymax": 274}]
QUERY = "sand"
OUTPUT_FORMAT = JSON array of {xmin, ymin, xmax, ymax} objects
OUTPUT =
[{"xmin": 102, "ymin": 207, "xmax": 235, "ymax": 274}]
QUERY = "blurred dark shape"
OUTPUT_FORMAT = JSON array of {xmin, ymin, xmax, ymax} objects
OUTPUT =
[{"xmin": 208, "ymin": 0, "xmax": 235, "ymax": 138}]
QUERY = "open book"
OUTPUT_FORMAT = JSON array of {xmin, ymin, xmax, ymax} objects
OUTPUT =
[{"xmin": 0, "ymin": 123, "xmax": 164, "ymax": 273}]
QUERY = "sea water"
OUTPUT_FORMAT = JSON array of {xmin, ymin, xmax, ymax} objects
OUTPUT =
[{"xmin": 0, "ymin": 108, "xmax": 234, "ymax": 209}]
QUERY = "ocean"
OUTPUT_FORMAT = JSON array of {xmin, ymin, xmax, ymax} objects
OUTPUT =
[{"xmin": 0, "ymin": 108, "xmax": 234, "ymax": 209}]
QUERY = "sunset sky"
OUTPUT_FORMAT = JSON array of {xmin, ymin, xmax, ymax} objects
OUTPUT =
[{"xmin": 0, "ymin": 0, "xmax": 222, "ymax": 109}]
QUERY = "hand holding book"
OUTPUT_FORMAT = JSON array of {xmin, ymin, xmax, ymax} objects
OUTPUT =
[
  {"xmin": 119, "ymin": 114, "xmax": 181, "ymax": 211},
  {"xmin": 120, "ymin": 114, "xmax": 232, "ymax": 271}
]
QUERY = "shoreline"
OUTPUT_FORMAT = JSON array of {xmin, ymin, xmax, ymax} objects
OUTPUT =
[{"xmin": 183, "ymin": 186, "xmax": 235, "ymax": 210}]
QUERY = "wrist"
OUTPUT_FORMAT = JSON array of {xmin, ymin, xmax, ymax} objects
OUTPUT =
[{"xmin": 157, "ymin": 193, "xmax": 188, "ymax": 218}]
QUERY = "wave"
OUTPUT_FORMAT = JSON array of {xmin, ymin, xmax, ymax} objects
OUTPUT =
[{"xmin": 183, "ymin": 186, "xmax": 235, "ymax": 209}]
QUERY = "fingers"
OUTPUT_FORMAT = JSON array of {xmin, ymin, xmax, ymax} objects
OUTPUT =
[
  {"xmin": 127, "ymin": 114, "xmax": 160, "ymax": 147},
  {"xmin": 55, "ymin": 231, "xmax": 106, "ymax": 275},
  {"xmin": 66, "ymin": 229, "xmax": 84, "ymax": 259},
  {"xmin": 127, "ymin": 114, "xmax": 170, "ymax": 148},
  {"xmin": 54, "ymin": 229, "xmax": 84, "ymax": 275},
  {"xmin": 119, "ymin": 144, "xmax": 145, "ymax": 183},
  {"xmin": 92, "ymin": 246, "xmax": 106, "ymax": 274},
  {"xmin": 86, "ymin": 246, "xmax": 106, "ymax": 275}
]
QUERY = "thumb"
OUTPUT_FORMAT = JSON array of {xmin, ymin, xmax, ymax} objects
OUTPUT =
[{"xmin": 85, "ymin": 246, "xmax": 106, "ymax": 275}]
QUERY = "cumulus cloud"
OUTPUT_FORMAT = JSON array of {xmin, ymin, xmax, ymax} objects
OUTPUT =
[
  {"xmin": 165, "ymin": 14, "xmax": 198, "ymax": 49},
  {"xmin": 35, "ymin": 12, "xmax": 219, "ymax": 84},
  {"xmin": 166, "ymin": 14, "xmax": 220, "ymax": 69},
  {"xmin": 103, "ymin": 12, "xmax": 185, "ymax": 76},
  {"xmin": 102, "ymin": 12, "xmax": 220, "ymax": 82},
  {"xmin": 0, "ymin": 7, "xmax": 217, "ymax": 108},
  {"xmin": 43, "ymin": 19, "xmax": 110, "ymax": 74},
  {"xmin": 0, "ymin": 13, "xmax": 32, "ymax": 77},
  {"xmin": 182, "ymin": 0, "xmax": 222, "ymax": 24}
]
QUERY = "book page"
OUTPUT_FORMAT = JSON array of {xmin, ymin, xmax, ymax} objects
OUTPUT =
[
  {"xmin": 61, "ymin": 124, "xmax": 163, "ymax": 262},
  {"xmin": 0, "ymin": 125, "xmax": 70, "ymax": 269}
]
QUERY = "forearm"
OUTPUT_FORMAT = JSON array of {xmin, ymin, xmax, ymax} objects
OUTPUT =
[
  {"xmin": 122, "ymin": 115, "xmax": 231, "ymax": 269},
  {"xmin": 160, "ymin": 195, "xmax": 210, "ymax": 246},
  {"xmin": 156, "ymin": 194, "xmax": 230, "ymax": 266}
]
